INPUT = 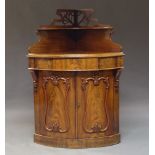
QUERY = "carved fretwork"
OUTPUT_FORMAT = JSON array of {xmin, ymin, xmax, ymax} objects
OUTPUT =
[
  {"xmin": 52, "ymin": 9, "xmax": 98, "ymax": 27},
  {"xmin": 43, "ymin": 76, "xmax": 70, "ymax": 133},
  {"xmin": 81, "ymin": 76, "xmax": 110, "ymax": 133},
  {"xmin": 30, "ymin": 70, "xmax": 38, "ymax": 93},
  {"xmin": 114, "ymin": 69, "xmax": 122, "ymax": 88}
]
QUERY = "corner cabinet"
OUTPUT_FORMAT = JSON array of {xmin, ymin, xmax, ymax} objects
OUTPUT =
[{"xmin": 28, "ymin": 9, "xmax": 124, "ymax": 148}]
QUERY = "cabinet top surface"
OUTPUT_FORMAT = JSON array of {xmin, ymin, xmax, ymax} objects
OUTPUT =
[
  {"xmin": 28, "ymin": 52, "xmax": 124, "ymax": 58},
  {"xmin": 38, "ymin": 25, "xmax": 113, "ymax": 31}
]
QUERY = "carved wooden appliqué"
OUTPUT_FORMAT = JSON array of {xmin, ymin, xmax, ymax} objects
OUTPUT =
[
  {"xmin": 30, "ymin": 70, "xmax": 38, "ymax": 93},
  {"xmin": 114, "ymin": 69, "xmax": 122, "ymax": 88},
  {"xmin": 42, "ymin": 75, "xmax": 70, "ymax": 133},
  {"xmin": 81, "ymin": 76, "xmax": 110, "ymax": 133}
]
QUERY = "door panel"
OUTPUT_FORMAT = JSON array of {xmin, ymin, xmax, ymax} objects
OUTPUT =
[
  {"xmin": 36, "ymin": 71, "xmax": 75, "ymax": 138},
  {"xmin": 34, "ymin": 70, "xmax": 115, "ymax": 139},
  {"xmin": 77, "ymin": 71, "xmax": 115, "ymax": 138}
]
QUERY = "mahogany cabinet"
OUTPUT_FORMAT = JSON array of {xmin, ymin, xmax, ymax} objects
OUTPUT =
[{"xmin": 28, "ymin": 9, "xmax": 124, "ymax": 148}]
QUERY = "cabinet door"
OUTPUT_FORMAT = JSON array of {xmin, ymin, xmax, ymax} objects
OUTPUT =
[
  {"xmin": 76, "ymin": 71, "xmax": 115, "ymax": 138},
  {"xmin": 34, "ymin": 71, "xmax": 76, "ymax": 138}
]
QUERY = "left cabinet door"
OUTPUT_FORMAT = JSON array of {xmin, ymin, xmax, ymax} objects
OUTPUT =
[{"xmin": 33, "ymin": 71, "xmax": 76, "ymax": 139}]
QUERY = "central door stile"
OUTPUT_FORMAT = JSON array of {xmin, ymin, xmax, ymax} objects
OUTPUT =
[{"xmin": 74, "ymin": 72, "xmax": 78, "ymax": 139}]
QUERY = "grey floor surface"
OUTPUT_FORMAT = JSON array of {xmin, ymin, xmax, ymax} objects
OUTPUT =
[{"xmin": 6, "ymin": 96, "xmax": 149, "ymax": 155}]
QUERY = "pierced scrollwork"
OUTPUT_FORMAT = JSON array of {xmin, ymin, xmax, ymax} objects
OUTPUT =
[
  {"xmin": 52, "ymin": 9, "xmax": 98, "ymax": 27},
  {"xmin": 43, "ymin": 76, "xmax": 70, "ymax": 133},
  {"xmin": 81, "ymin": 76, "xmax": 110, "ymax": 133}
]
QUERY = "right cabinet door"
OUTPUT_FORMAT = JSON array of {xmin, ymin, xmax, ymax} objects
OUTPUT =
[{"xmin": 76, "ymin": 71, "xmax": 117, "ymax": 138}]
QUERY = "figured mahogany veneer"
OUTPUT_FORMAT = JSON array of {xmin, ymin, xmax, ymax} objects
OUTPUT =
[{"xmin": 28, "ymin": 9, "xmax": 124, "ymax": 148}]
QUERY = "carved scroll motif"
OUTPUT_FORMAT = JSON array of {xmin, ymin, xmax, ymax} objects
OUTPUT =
[
  {"xmin": 81, "ymin": 76, "xmax": 110, "ymax": 133},
  {"xmin": 43, "ymin": 76, "xmax": 70, "ymax": 133},
  {"xmin": 30, "ymin": 70, "xmax": 38, "ymax": 93},
  {"xmin": 114, "ymin": 69, "xmax": 122, "ymax": 88}
]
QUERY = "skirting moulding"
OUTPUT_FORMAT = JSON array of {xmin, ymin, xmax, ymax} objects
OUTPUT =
[{"xmin": 27, "ymin": 9, "xmax": 125, "ymax": 148}]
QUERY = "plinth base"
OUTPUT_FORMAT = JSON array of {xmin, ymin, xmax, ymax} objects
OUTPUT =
[{"xmin": 34, "ymin": 133, "xmax": 120, "ymax": 148}]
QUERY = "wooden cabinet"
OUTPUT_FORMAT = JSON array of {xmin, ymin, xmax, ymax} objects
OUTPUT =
[{"xmin": 28, "ymin": 9, "xmax": 124, "ymax": 148}]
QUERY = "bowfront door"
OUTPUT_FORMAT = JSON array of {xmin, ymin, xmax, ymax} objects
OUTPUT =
[
  {"xmin": 35, "ymin": 71, "xmax": 76, "ymax": 138},
  {"xmin": 76, "ymin": 71, "xmax": 115, "ymax": 138},
  {"xmin": 34, "ymin": 70, "xmax": 116, "ymax": 139}
]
